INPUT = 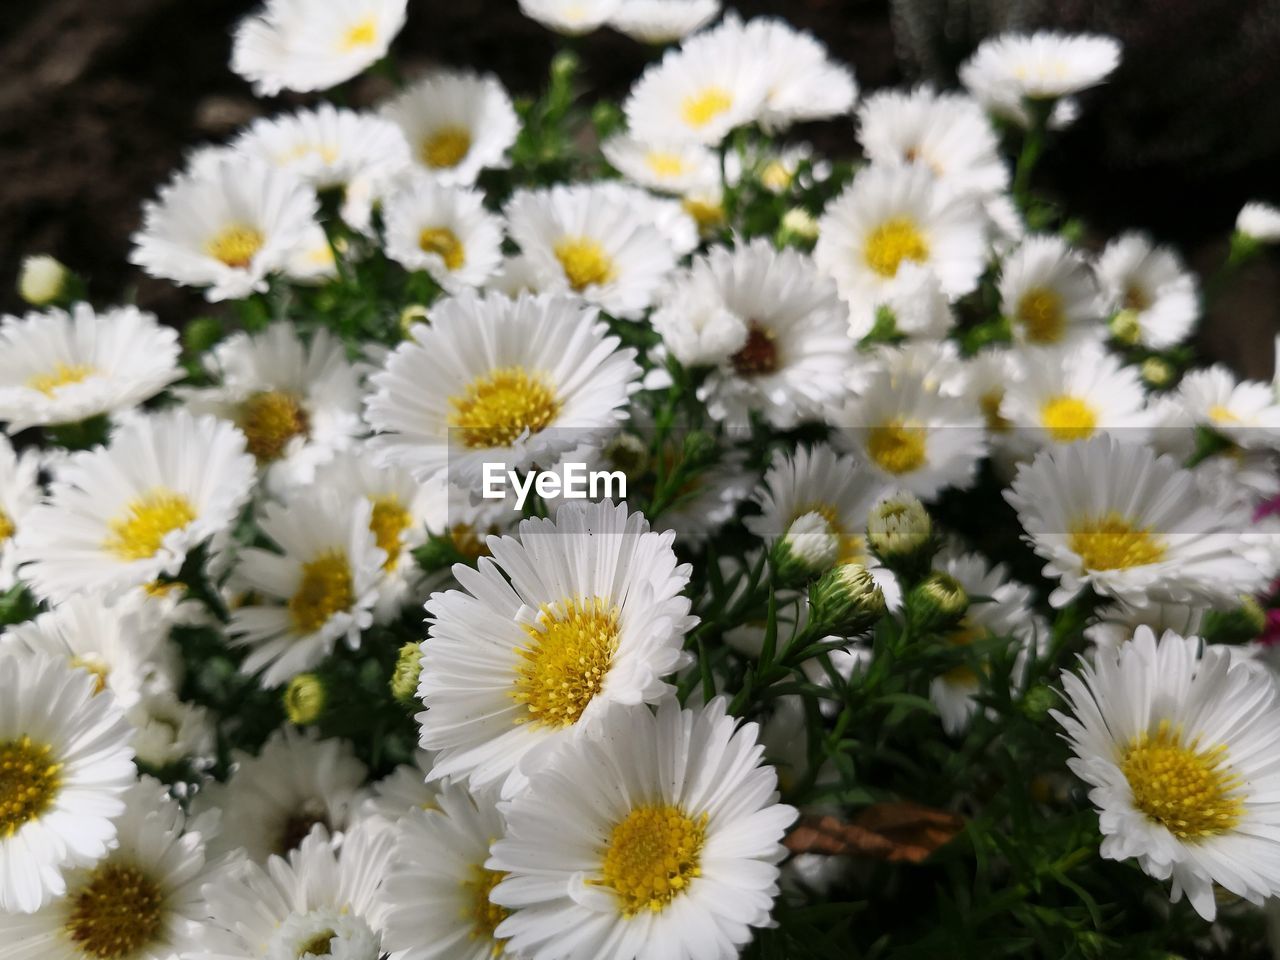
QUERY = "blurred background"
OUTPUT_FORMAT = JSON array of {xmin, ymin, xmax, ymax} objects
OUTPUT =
[{"xmin": 2, "ymin": 0, "xmax": 1278, "ymax": 375}]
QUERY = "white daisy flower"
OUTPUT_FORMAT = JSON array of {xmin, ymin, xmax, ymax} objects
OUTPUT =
[
  {"xmin": 609, "ymin": 0, "xmax": 722, "ymax": 44},
  {"xmin": 962, "ymin": 348, "xmax": 1023, "ymax": 443},
  {"xmin": 815, "ymin": 164, "xmax": 988, "ymax": 311},
  {"xmin": 382, "ymin": 69, "xmax": 519, "ymax": 186},
  {"xmin": 1000, "ymin": 341, "xmax": 1150, "ymax": 451},
  {"xmin": 1054, "ymin": 626, "xmax": 1280, "ymax": 920},
  {"xmin": 852, "ymin": 261, "xmax": 957, "ymax": 340},
  {"xmin": 0, "ymin": 775, "xmax": 230, "ymax": 960},
  {"xmin": 356, "ymin": 750, "xmax": 438, "ymax": 828},
  {"xmin": 624, "ymin": 22, "xmax": 770, "ymax": 145},
  {"xmin": 196, "ymin": 819, "xmax": 396, "ymax": 959},
  {"xmin": 0, "ymin": 435, "xmax": 40, "ymax": 591},
  {"xmin": 506, "ymin": 184, "xmax": 677, "ymax": 319},
  {"xmin": 15, "ymin": 409, "xmax": 256, "ymax": 605},
  {"xmin": 419, "ymin": 499, "xmax": 695, "ymax": 792},
  {"xmin": 0, "ymin": 304, "xmax": 182, "ymax": 432},
  {"xmin": 738, "ymin": 17, "xmax": 858, "ymax": 130},
  {"xmin": 126, "ymin": 689, "xmax": 217, "ymax": 771},
  {"xmin": 0, "ymin": 651, "xmax": 135, "ymax": 914},
  {"xmin": 228, "ymin": 489, "xmax": 384, "ymax": 687},
  {"xmin": 1083, "ymin": 600, "xmax": 1204, "ymax": 651},
  {"xmin": 651, "ymin": 239, "xmax": 855, "ymax": 429},
  {"xmin": 1174, "ymin": 365, "xmax": 1280, "ymax": 451},
  {"xmin": 1005, "ymin": 435, "xmax": 1269, "ymax": 608},
  {"xmin": 380, "ymin": 783, "xmax": 510, "ymax": 960},
  {"xmin": 611, "ymin": 184, "xmax": 701, "ymax": 257},
  {"xmin": 231, "ymin": 0, "xmax": 408, "ymax": 96},
  {"xmin": 857, "ymin": 86, "xmax": 1009, "ymax": 201},
  {"xmin": 198, "ymin": 727, "xmax": 369, "ymax": 862},
  {"xmin": 365, "ymin": 292, "xmax": 641, "ymax": 486},
  {"xmin": 231, "ymin": 103, "xmax": 410, "ymax": 195},
  {"xmin": 519, "ymin": 0, "xmax": 621, "ymax": 35},
  {"xmin": 960, "ymin": 31, "xmax": 1122, "ymax": 127},
  {"xmin": 1236, "ymin": 201, "xmax": 1280, "ymax": 243},
  {"xmin": 1096, "ymin": 232, "xmax": 1199, "ymax": 349},
  {"xmin": 488, "ymin": 697, "xmax": 796, "ymax": 960},
  {"xmin": 999, "ymin": 234, "xmax": 1104, "ymax": 346},
  {"xmin": 131, "ymin": 156, "xmax": 318, "ymax": 302},
  {"xmin": 180, "ymin": 322, "xmax": 364, "ymax": 491},
  {"xmin": 283, "ymin": 221, "xmax": 340, "ymax": 284},
  {"xmin": 383, "ymin": 176, "xmax": 505, "ymax": 292}
]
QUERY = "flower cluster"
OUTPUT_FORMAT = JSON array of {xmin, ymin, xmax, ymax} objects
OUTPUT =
[{"xmin": 4, "ymin": 2, "xmax": 1280, "ymax": 958}]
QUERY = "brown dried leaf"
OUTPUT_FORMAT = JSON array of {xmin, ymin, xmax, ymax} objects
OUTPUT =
[{"xmin": 784, "ymin": 802, "xmax": 964, "ymax": 864}]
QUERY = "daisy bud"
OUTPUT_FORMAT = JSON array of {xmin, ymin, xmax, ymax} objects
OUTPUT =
[
  {"xmin": 1236, "ymin": 201, "xmax": 1280, "ymax": 244},
  {"xmin": 1020, "ymin": 683, "xmax": 1057, "ymax": 721},
  {"xmin": 602, "ymin": 432, "xmax": 649, "ymax": 475},
  {"xmin": 810, "ymin": 562, "xmax": 887, "ymax": 635},
  {"xmin": 1140, "ymin": 356, "xmax": 1174, "ymax": 389},
  {"xmin": 399, "ymin": 304, "xmax": 430, "ymax": 336},
  {"xmin": 772, "ymin": 511, "xmax": 839, "ymax": 584},
  {"xmin": 1200, "ymin": 596, "xmax": 1267, "ymax": 646},
  {"xmin": 283, "ymin": 673, "xmax": 328, "ymax": 726},
  {"xmin": 183, "ymin": 316, "xmax": 224, "ymax": 355},
  {"xmin": 1108, "ymin": 308, "xmax": 1141, "ymax": 346},
  {"xmin": 780, "ymin": 207, "xmax": 820, "ymax": 242},
  {"xmin": 391, "ymin": 642, "xmax": 425, "ymax": 706},
  {"xmin": 908, "ymin": 572, "xmax": 969, "ymax": 633},
  {"xmin": 868, "ymin": 492, "xmax": 932, "ymax": 565},
  {"xmin": 18, "ymin": 254, "xmax": 70, "ymax": 306}
]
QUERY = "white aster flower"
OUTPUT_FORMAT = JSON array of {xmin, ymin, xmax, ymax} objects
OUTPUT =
[
  {"xmin": 1096, "ymin": 232, "xmax": 1199, "ymax": 349},
  {"xmin": 126, "ymin": 688, "xmax": 217, "ymax": 771},
  {"xmin": 1055, "ymin": 627, "xmax": 1280, "ymax": 920},
  {"xmin": 612, "ymin": 184, "xmax": 700, "ymax": 257},
  {"xmin": 15, "ymin": 410, "xmax": 256, "ymax": 604},
  {"xmin": 283, "ymin": 222, "xmax": 340, "ymax": 284},
  {"xmin": 1005, "ymin": 435, "xmax": 1269, "ymax": 608},
  {"xmin": 229, "ymin": 489, "xmax": 384, "ymax": 687},
  {"xmin": 380, "ymin": 784, "xmax": 510, "ymax": 960},
  {"xmin": 1236, "ymin": 201, "xmax": 1280, "ymax": 243},
  {"xmin": 0, "ymin": 435, "xmax": 40, "ymax": 591},
  {"xmin": 0, "ymin": 775, "xmax": 230, "ymax": 960},
  {"xmin": 357, "ymin": 750, "xmax": 438, "ymax": 828},
  {"xmin": 652, "ymin": 239, "xmax": 855, "ymax": 429},
  {"xmin": 488, "ymin": 697, "xmax": 797, "ymax": 960},
  {"xmin": 231, "ymin": 0, "xmax": 408, "ymax": 96},
  {"xmin": 131, "ymin": 156, "xmax": 318, "ymax": 302},
  {"xmin": 1000, "ymin": 234, "xmax": 1104, "ymax": 346},
  {"xmin": 852, "ymin": 262, "xmax": 956, "ymax": 340},
  {"xmin": 609, "ymin": 0, "xmax": 722, "ymax": 44},
  {"xmin": 0, "ymin": 651, "xmax": 135, "ymax": 913},
  {"xmin": 815, "ymin": 164, "xmax": 988, "ymax": 311},
  {"xmin": 506, "ymin": 183, "xmax": 677, "ymax": 318},
  {"xmin": 0, "ymin": 304, "xmax": 182, "ymax": 432},
  {"xmin": 519, "ymin": 0, "xmax": 621, "ymax": 34},
  {"xmin": 365, "ymin": 292, "xmax": 640, "ymax": 486},
  {"xmin": 1174, "ymin": 365, "xmax": 1280, "ymax": 451},
  {"xmin": 383, "ymin": 176, "xmax": 505, "ymax": 291},
  {"xmin": 419, "ymin": 499, "xmax": 695, "ymax": 792},
  {"xmin": 738, "ymin": 16, "xmax": 858, "ymax": 130},
  {"xmin": 382, "ymin": 69, "xmax": 519, "ymax": 186},
  {"xmin": 1084, "ymin": 600, "xmax": 1205, "ymax": 651}
]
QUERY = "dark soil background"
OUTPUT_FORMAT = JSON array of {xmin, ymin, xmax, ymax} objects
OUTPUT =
[{"xmin": 2, "ymin": 0, "xmax": 1278, "ymax": 375}]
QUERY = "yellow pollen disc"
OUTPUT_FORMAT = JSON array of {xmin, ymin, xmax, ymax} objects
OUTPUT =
[
  {"xmin": 760, "ymin": 160, "xmax": 793, "ymax": 193},
  {"xmin": 27, "ymin": 362, "xmax": 95, "ymax": 396},
  {"xmin": 450, "ymin": 523, "xmax": 492, "ymax": 562},
  {"xmin": 238, "ymin": 390, "xmax": 310, "ymax": 464},
  {"xmin": 461, "ymin": 864, "xmax": 510, "ymax": 949},
  {"xmin": 0, "ymin": 509, "xmax": 14, "ymax": 543},
  {"xmin": 447, "ymin": 367, "xmax": 562, "ymax": 450},
  {"xmin": 553, "ymin": 237, "xmax": 616, "ymax": 292},
  {"xmin": 645, "ymin": 151, "xmax": 689, "ymax": 178},
  {"xmin": 866, "ymin": 421, "xmax": 927, "ymax": 475},
  {"xmin": 597, "ymin": 804, "xmax": 707, "ymax": 916},
  {"xmin": 1208, "ymin": 404, "xmax": 1240, "ymax": 426},
  {"xmin": 421, "ymin": 126, "xmax": 473, "ymax": 169},
  {"xmin": 1122, "ymin": 284, "xmax": 1151, "ymax": 312},
  {"xmin": 1016, "ymin": 287, "xmax": 1066, "ymax": 343},
  {"xmin": 942, "ymin": 618, "xmax": 988, "ymax": 687},
  {"xmin": 299, "ymin": 931, "xmax": 336, "ymax": 956},
  {"xmin": 681, "ymin": 87, "xmax": 733, "ymax": 129},
  {"xmin": 1039, "ymin": 394, "xmax": 1098, "ymax": 442},
  {"xmin": 69, "ymin": 656, "xmax": 110, "ymax": 696},
  {"xmin": 339, "ymin": 16, "xmax": 378, "ymax": 51},
  {"xmin": 66, "ymin": 862, "xmax": 164, "ymax": 960},
  {"xmin": 0, "ymin": 737, "xmax": 61, "ymax": 837},
  {"xmin": 980, "ymin": 391, "xmax": 1011, "ymax": 433},
  {"xmin": 419, "ymin": 227, "xmax": 467, "ymax": 271},
  {"xmin": 681, "ymin": 197, "xmax": 725, "ymax": 232},
  {"xmin": 864, "ymin": 217, "xmax": 929, "ymax": 278},
  {"xmin": 206, "ymin": 224, "xmax": 265, "ymax": 269},
  {"xmin": 289, "ymin": 550, "xmax": 355, "ymax": 635},
  {"xmin": 512, "ymin": 596, "xmax": 620, "ymax": 727},
  {"xmin": 369, "ymin": 494, "xmax": 411, "ymax": 571},
  {"xmin": 1067, "ymin": 513, "xmax": 1166, "ymax": 571},
  {"xmin": 730, "ymin": 324, "xmax": 780, "ymax": 377},
  {"xmin": 104, "ymin": 490, "xmax": 196, "ymax": 562},
  {"xmin": 1121, "ymin": 721, "xmax": 1244, "ymax": 841}
]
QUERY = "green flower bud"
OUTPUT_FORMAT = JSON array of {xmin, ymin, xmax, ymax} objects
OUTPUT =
[
  {"xmin": 19, "ymin": 255, "xmax": 70, "ymax": 306},
  {"xmin": 392, "ymin": 642, "xmax": 425, "ymax": 706},
  {"xmin": 283, "ymin": 673, "xmax": 327, "ymax": 726},
  {"xmin": 868, "ymin": 492, "xmax": 932, "ymax": 563},
  {"xmin": 603, "ymin": 433, "xmax": 649, "ymax": 475},
  {"xmin": 183, "ymin": 316, "xmax": 224, "ymax": 355},
  {"xmin": 1108, "ymin": 308, "xmax": 1142, "ymax": 346},
  {"xmin": 1140, "ymin": 356, "xmax": 1175, "ymax": 389},
  {"xmin": 399, "ymin": 304, "xmax": 430, "ymax": 336},
  {"xmin": 908, "ymin": 572, "xmax": 968, "ymax": 633},
  {"xmin": 810, "ymin": 562, "xmax": 887, "ymax": 635},
  {"xmin": 1200, "ymin": 596, "xmax": 1267, "ymax": 645},
  {"xmin": 1020, "ymin": 683, "xmax": 1058, "ymax": 721},
  {"xmin": 779, "ymin": 207, "xmax": 819, "ymax": 241},
  {"xmin": 772, "ymin": 511, "xmax": 838, "ymax": 585}
]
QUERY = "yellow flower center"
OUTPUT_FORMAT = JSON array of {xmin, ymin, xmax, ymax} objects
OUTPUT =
[
  {"xmin": 1067, "ymin": 513, "xmax": 1166, "ymax": 571},
  {"xmin": 760, "ymin": 160, "xmax": 793, "ymax": 193},
  {"xmin": 1039, "ymin": 395, "xmax": 1098, "ymax": 442},
  {"xmin": 447, "ymin": 367, "xmax": 562, "ymax": 450},
  {"xmin": 864, "ymin": 218, "xmax": 929, "ymax": 278},
  {"xmin": 27, "ymin": 362, "xmax": 95, "ymax": 396},
  {"xmin": 513, "ymin": 596, "xmax": 620, "ymax": 727},
  {"xmin": 681, "ymin": 87, "xmax": 733, "ymax": 129},
  {"xmin": 450, "ymin": 523, "xmax": 493, "ymax": 561},
  {"xmin": 419, "ymin": 227, "xmax": 467, "ymax": 271},
  {"xmin": 553, "ymin": 237, "xmax": 615, "ymax": 292},
  {"xmin": 298, "ymin": 931, "xmax": 336, "ymax": 956},
  {"xmin": 339, "ymin": 17, "xmax": 378, "ymax": 51},
  {"xmin": 238, "ymin": 390, "xmax": 310, "ymax": 464},
  {"xmin": 1208, "ymin": 405, "xmax": 1240, "ymax": 426},
  {"xmin": 682, "ymin": 197, "xmax": 725, "ymax": 233},
  {"xmin": 369, "ymin": 494, "xmax": 412, "ymax": 571},
  {"xmin": 729, "ymin": 324, "xmax": 779, "ymax": 377},
  {"xmin": 206, "ymin": 224, "xmax": 265, "ymax": 269},
  {"xmin": 867, "ymin": 421, "xmax": 927, "ymax": 475},
  {"xmin": 1120, "ymin": 721, "xmax": 1244, "ymax": 841},
  {"xmin": 462, "ymin": 864, "xmax": 509, "ymax": 951},
  {"xmin": 0, "ymin": 737, "xmax": 61, "ymax": 837},
  {"xmin": 980, "ymin": 391, "xmax": 1011, "ymax": 433},
  {"xmin": 0, "ymin": 508, "xmax": 14, "ymax": 543},
  {"xmin": 1122, "ymin": 284, "xmax": 1151, "ymax": 312},
  {"xmin": 289, "ymin": 550, "xmax": 355, "ymax": 634},
  {"xmin": 104, "ymin": 490, "xmax": 197, "ymax": 562},
  {"xmin": 796, "ymin": 503, "xmax": 867, "ymax": 565},
  {"xmin": 69, "ymin": 656, "xmax": 110, "ymax": 696},
  {"xmin": 598, "ymin": 804, "xmax": 707, "ymax": 916},
  {"xmin": 942, "ymin": 618, "xmax": 988, "ymax": 687},
  {"xmin": 65, "ymin": 862, "xmax": 164, "ymax": 960},
  {"xmin": 421, "ymin": 126, "xmax": 473, "ymax": 169},
  {"xmin": 644, "ymin": 151, "xmax": 689, "ymax": 179},
  {"xmin": 1016, "ymin": 287, "xmax": 1066, "ymax": 344}
]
